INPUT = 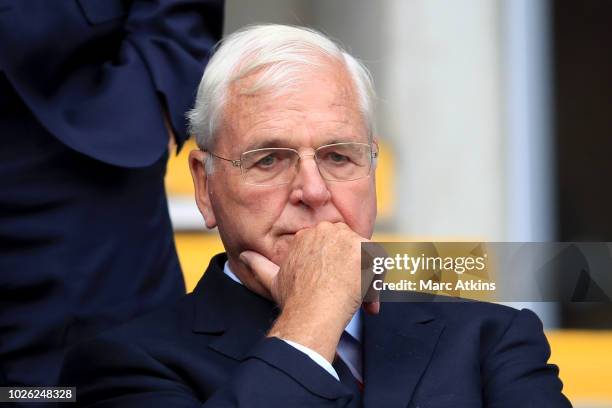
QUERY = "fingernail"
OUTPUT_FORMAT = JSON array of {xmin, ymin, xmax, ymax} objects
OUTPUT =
[{"xmin": 239, "ymin": 252, "xmax": 249, "ymax": 264}]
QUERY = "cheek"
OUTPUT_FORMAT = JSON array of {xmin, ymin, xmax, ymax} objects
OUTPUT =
[
  {"xmin": 214, "ymin": 185, "xmax": 287, "ymax": 239},
  {"xmin": 237, "ymin": 188, "xmax": 287, "ymax": 220}
]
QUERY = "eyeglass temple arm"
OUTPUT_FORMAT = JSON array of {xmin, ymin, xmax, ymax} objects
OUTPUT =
[{"xmin": 202, "ymin": 150, "xmax": 242, "ymax": 167}]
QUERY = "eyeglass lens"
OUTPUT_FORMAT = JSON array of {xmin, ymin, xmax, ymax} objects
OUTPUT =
[{"xmin": 240, "ymin": 143, "xmax": 373, "ymax": 186}]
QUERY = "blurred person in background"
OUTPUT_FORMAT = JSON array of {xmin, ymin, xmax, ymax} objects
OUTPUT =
[
  {"xmin": 61, "ymin": 24, "xmax": 571, "ymax": 407},
  {"xmin": 0, "ymin": 0, "xmax": 223, "ymax": 390}
]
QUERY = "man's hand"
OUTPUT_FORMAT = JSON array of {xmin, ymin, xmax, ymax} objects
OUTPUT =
[{"xmin": 240, "ymin": 222, "xmax": 378, "ymax": 363}]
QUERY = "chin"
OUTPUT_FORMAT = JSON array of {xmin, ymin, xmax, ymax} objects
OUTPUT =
[{"xmin": 269, "ymin": 235, "xmax": 294, "ymax": 265}]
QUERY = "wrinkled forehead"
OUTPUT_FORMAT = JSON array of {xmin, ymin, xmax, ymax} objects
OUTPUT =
[{"xmin": 217, "ymin": 60, "xmax": 367, "ymax": 152}]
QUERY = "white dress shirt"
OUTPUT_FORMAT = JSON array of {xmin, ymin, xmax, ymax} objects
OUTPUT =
[{"xmin": 223, "ymin": 261, "xmax": 362, "ymax": 382}]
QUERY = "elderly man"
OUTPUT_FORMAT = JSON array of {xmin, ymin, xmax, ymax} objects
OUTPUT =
[{"xmin": 61, "ymin": 25, "xmax": 570, "ymax": 407}]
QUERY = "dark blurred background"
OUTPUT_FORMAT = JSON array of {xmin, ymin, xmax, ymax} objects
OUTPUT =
[{"xmin": 554, "ymin": 0, "xmax": 612, "ymax": 329}]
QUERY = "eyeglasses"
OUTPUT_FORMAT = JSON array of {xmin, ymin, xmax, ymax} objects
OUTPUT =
[{"xmin": 205, "ymin": 142, "xmax": 378, "ymax": 186}]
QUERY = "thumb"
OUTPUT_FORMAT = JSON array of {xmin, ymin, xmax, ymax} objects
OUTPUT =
[{"xmin": 240, "ymin": 251, "xmax": 280, "ymax": 298}]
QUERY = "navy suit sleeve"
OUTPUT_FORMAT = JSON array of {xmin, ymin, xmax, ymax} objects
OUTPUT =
[
  {"xmin": 61, "ymin": 337, "xmax": 354, "ymax": 407},
  {"xmin": 481, "ymin": 309, "xmax": 572, "ymax": 407},
  {"xmin": 61, "ymin": 337, "xmax": 204, "ymax": 407},
  {"xmin": 1, "ymin": 0, "xmax": 222, "ymax": 167},
  {"xmin": 122, "ymin": 0, "xmax": 223, "ymax": 150},
  {"xmin": 79, "ymin": 0, "xmax": 223, "ymax": 165}
]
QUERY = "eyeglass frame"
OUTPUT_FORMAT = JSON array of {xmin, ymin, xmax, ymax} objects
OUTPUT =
[{"xmin": 202, "ymin": 141, "xmax": 379, "ymax": 185}]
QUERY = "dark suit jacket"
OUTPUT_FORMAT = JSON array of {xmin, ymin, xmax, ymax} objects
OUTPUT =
[
  {"xmin": 61, "ymin": 253, "xmax": 572, "ymax": 407},
  {"xmin": 0, "ymin": 0, "xmax": 223, "ymax": 167},
  {"xmin": 0, "ymin": 0, "xmax": 222, "ymax": 389}
]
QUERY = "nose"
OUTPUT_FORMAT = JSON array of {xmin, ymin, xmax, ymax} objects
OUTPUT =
[{"xmin": 288, "ymin": 153, "xmax": 331, "ymax": 208}]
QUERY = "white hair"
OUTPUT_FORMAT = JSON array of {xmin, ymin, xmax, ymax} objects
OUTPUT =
[{"xmin": 187, "ymin": 24, "xmax": 376, "ymax": 158}]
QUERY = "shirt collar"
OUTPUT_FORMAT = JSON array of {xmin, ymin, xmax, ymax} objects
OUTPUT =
[{"xmin": 223, "ymin": 260, "xmax": 242, "ymax": 285}]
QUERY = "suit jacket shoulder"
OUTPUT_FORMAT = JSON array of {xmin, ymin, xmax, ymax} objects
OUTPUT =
[{"xmin": 371, "ymin": 300, "xmax": 571, "ymax": 407}]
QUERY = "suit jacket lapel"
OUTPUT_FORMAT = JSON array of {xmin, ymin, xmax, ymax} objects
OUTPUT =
[
  {"xmin": 362, "ymin": 301, "xmax": 445, "ymax": 408},
  {"xmin": 191, "ymin": 253, "xmax": 280, "ymax": 361}
]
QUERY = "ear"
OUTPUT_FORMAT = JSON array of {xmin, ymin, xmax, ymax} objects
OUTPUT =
[{"xmin": 189, "ymin": 149, "xmax": 217, "ymax": 229}]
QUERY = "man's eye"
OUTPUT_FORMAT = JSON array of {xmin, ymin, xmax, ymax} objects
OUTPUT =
[
  {"xmin": 328, "ymin": 152, "xmax": 349, "ymax": 163},
  {"xmin": 256, "ymin": 154, "xmax": 277, "ymax": 168}
]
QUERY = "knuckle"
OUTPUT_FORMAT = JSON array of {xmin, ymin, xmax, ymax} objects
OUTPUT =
[
  {"xmin": 335, "ymin": 222, "xmax": 351, "ymax": 233},
  {"xmin": 317, "ymin": 221, "xmax": 333, "ymax": 229},
  {"xmin": 294, "ymin": 228, "xmax": 308, "ymax": 238}
]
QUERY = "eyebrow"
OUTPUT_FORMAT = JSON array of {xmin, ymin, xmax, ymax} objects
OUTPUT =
[
  {"xmin": 243, "ymin": 138, "xmax": 289, "ymax": 152},
  {"xmin": 243, "ymin": 136, "xmax": 365, "ymax": 152},
  {"xmin": 323, "ymin": 138, "xmax": 360, "ymax": 145}
]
